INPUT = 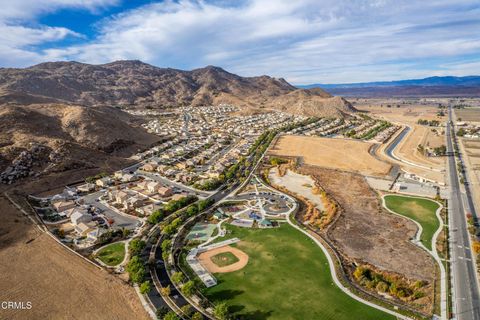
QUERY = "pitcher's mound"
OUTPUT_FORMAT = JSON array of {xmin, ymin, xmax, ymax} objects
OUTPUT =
[{"xmin": 198, "ymin": 245, "xmax": 248, "ymax": 273}]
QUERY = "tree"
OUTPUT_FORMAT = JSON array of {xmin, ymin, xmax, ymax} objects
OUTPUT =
[
  {"xmin": 181, "ymin": 280, "xmax": 195, "ymax": 297},
  {"xmin": 122, "ymin": 227, "xmax": 130, "ymax": 238},
  {"xmin": 163, "ymin": 311, "xmax": 179, "ymax": 320},
  {"xmin": 171, "ymin": 271, "xmax": 184, "ymax": 284},
  {"xmin": 148, "ymin": 210, "xmax": 164, "ymax": 224},
  {"xmin": 161, "ymin": 239, "xmax": 172, "ymax": 253},
  {"xmin": 129, "ymin": 239, "xmax": 146, "ymax": 255},
  {"xmin": 191, "ymin": 312, "xmax": 203, "ymax": 320},
  {"xmin": 160, "ymin": 285, "xmax": 171, "ymax": 296},
  {"xmin": 214, "ymin": 302, "xmax": 229, "ymax": 320},
  {"xmin": 126, "ymin": 255, "xmax": 146, "ymax": 284},
  {"xmin": 156, "ymin": 307, "xmax": 168, "ymax": 319},
  {"xmin": 180, "ymin": 305, "xmax": 192, "ymax": 317},
  {"xmin": 140, "ymin": 280, "xmax": 152, "ymax": 294}
]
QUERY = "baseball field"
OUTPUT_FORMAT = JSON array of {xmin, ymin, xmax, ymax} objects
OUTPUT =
[{"xmin": 203, "ymin": 223, "xmax": 394, "ymax": 320}]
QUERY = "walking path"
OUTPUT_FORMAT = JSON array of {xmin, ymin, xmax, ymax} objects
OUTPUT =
[{"xmin": 253, "ymin": 178, "xmax": 411, "ymax": 319}]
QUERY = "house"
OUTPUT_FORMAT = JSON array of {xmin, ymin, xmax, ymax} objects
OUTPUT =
[
  {"xmin": 137, "ymin": 181, "xmax": 149, "ymax": 190},
  {"xmin": 62, "ymin": 207, "xmax": 88, "ymax": 218},
  {"xmin": 52, "ymin": 200, "xmax": 76, "ymax": 213},
  {"xmin": 124, "ymin": 196, "xmax": 145, "ymax": 210},
  {"xmin": 141, "ymin": 163, "xmax": 157, "ymax": 172},
  {"xmin": 147, "ymin": 181, "xmax": 161, "ymax": 193},
  {"xmin": 157, "ymin": 186, "xmax": 173, "ymax": 198},
  {"xmin": 74, "ymin": 221, "xmax": 97, "ymax": 235},
  {"xmin": 96, "ymin": 177, "xmax": 112, "ymax": 187},
  {"xmin": 121, "ymin": 173, "xmax": 136, "ymax": 182},
  {"xmin": 115, "ymin": 191, "xmax": 129, "ymax": 204},
  {"xmin": 137, "ymin": 203, "xmax": 162, "ymax": 216},
  {"xmin": 71, "ymin": 211, "xmax": 93, "ymax": 225},
  {"xmin": 77, "ymin": 183, "xmax": 95, "ymax": 193},
  {"xmin": 114, "ymin": 171, "xmax": 124, "ymax": 180},
  {"xmin": 176, "ymin": 162, "xmax": 187, "ymax": 170}
]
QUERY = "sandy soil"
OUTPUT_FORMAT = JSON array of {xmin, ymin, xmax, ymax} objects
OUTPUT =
[
  {"xmin": 268, "ymin": 168, "xmax": 324, "ymax": 211},
  {"xmin": 0, "ymin": 196, "xmax": 148, "ymax": 320},
  {"xmin": 198, "ymin": 245, "xmax": 249, "ymax": 273},
  {"xmin": 298, "ymin": 165, "xmax": 435, "ymax": 282},
  {"xmin": 269, "ymin": 135, "xmax": 391, "ymax": 177}
]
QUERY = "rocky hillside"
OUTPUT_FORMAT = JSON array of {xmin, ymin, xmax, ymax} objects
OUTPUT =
[
  {"xmin": 0, "ymin": 103, "xmax": 160, "ymax": 183},
  {"xmin": 0, "ymin": 60, "xmax": 355, "ymax": 117}
]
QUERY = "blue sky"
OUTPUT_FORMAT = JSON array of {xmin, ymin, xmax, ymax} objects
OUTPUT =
[{"xmin": 0, "ymin": 0, "xmax": 479, "ymax": 84}]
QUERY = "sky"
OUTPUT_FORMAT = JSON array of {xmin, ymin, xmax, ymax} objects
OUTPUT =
[{"xmin": 0, "ymin": 0, "xmax": 479, "ymax": 84}]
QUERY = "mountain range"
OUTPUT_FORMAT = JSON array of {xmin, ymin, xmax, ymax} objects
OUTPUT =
[
  {"xmin": 0, "ymin": 60, "xmax": 353, "ymax": 117},
  {"xmin": 300, "ymin": 76, "xmax": 480, "ymax": 97}
]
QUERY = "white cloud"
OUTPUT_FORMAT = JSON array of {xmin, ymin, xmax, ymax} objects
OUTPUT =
[{"xmin": 1, "ymin": 0, "xmax": 480, "ymax": 83}]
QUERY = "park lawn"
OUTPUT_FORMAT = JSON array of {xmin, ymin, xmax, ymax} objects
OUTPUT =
[
  {"xmin": 96, "ymin": 242, "xmax": 126, "ymax": 266},
  {"xmin": 384, "ymin": 195, "xmax": 440, "ymax": 251},
  {"xmin": 211, "ymin": 252, "xmax": 239, "ymax": 267},
  {"xmin": 204, "ymin": 224, "xmax": 393, "ymax": 320}
]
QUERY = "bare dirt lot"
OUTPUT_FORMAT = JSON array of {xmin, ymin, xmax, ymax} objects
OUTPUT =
[
  {"xmin": 355, "ymin": 103, "xmax": 446, "ymax": 125},
  {"xmin": 198, "ymin": 245, "xmax": 249, "ymax": 273},
  {"xmin": 298, "ymin": 165, "xmax": 435, "ymax": 282},
  {"xmin": 0, "ymin": 196, "xmax": 148, "ymax": 320},
  {"xmin": 269, "ymin": 135, "xmax": 391, "ymax": 176},
  {"xmin": 396, "ymin": 125, "xmax": 445, "ymax": 170},
  {"xmin": 455, "ymin": 108, "xmax": 480, "ymax": 123},
  {"xmin": 459, "ymin": 139, "xmax": 480, "ymax": 216}
]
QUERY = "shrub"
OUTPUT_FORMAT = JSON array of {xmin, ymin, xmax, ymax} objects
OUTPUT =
[{"xmin": 376, "ymin": 281, "xmax": 389, "ymax": 293}]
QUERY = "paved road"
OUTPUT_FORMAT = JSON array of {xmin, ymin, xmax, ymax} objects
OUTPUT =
[
  {"xmin": 446, "ymin": 106, "xmax": 480, "ymax": 320},
  {"xmin": 82, "ymin": 191, "xmax": 140, "ymax": 230}
]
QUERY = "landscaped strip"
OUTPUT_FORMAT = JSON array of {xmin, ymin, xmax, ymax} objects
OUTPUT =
[
  {"xmin": 384, "ymin": 194, "xmax": 441, "ymax": 251},
  {"xmin": 204, "ymin": 224, "xmax": 395, "ymax": 320}
]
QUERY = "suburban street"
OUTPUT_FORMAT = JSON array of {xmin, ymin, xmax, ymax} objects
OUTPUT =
[{"xmin": 446, "ymin": 106, "xmax": 480, "ymax": 320}]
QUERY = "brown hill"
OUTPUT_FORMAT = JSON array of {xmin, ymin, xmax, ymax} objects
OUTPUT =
[
  {"xmin": 0, "ymin": 103, "xmax": 160, "ymax": 180},
  {"xmin": 0, "ymin": 61, "xmax": 354, "ymax": 117}
]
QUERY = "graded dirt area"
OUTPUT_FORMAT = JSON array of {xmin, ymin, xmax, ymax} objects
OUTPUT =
[
  {"xmin": 0, "ymin": 196, "xmax": 148, "ymax": 320},
  {"xmin": 455, "ymin": 108, "xmax": 480, "ymax": 123},
  {"xmin": 269, "ymin": 135, "xmax": 391, "ymax": 176},
  {"xmin": 393, "ymin": 124, "xmax": 446, "ymax": 172},
  {"xmin": 198, "ymin": 245, "xmax": 248, "ymax": 273},
  {"xmin": 355, "ymin": 103, "xmax": 445, "ymax": 125},
  {"xmin": 459, "ymin": 139, "xmax": 480, "ymax": 216},
  {"xmin": 298, "ymin": 165, "xmax": 435, "ymax": 282}
]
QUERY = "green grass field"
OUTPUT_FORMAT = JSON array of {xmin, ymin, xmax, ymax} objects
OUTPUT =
[
  {"xmin": 96, "ymin": 242, "xmax": 126, "ymax": 266},
  {"xmin": 211, "ymin": 252, "xmax": 239, "ymax": 267},
  {"xmin": 203, "ymin": 224, "xmax": 393, "ymax": 320},
  {"xmin": 384, "ymin": 195, "xmax": 440, "ymax": 251}
]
